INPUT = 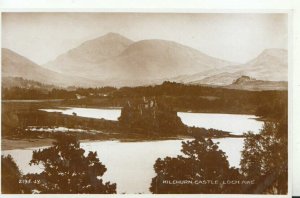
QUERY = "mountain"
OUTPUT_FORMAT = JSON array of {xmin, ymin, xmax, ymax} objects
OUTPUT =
[
  {"xmin": 45, "ymin": 32, "xmax": 134, "ymax": 76},
  {"xmin": 2, "ymin": 48, "xmax": 100, "ymax": 87},
  {"xmin": 173, "ymin": 48, "xmax": 287, "ymax": 86},
  {"xmin": 4, "ymin": 32, "xmax": 286, "ymax": 90},
  {"xmin": 99, "ymin": 39, "xmax": 233, "ymax": 80},
  {"xmin": 45, "ymin": 33, "xmax": 235, "ymax": 86}
]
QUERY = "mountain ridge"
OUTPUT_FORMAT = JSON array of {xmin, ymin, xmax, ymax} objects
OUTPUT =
[
  {"xmin": 44, "ymin": 33, "xmax": 236, "ymax": 85},
  {"xmin": 172, "ymin": 48, "xmax": 287, "ymax": 86},
  {"xmin": 45, "ymin": 32, "xmax": 134, "ymax": 74},
  {"xmin": 2, "ymin": 48, "xmax": 101, "ymax": 87},
  {"xmin": 2, "ymin": 33, "xmax": 287, "ymax": 90}
]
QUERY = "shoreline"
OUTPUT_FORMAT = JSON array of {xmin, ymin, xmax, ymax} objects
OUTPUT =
[
  {"xmin": 1, "ymin": 136, "xmax": 188, "ymax": 151},
  {"xmin": 3, "ymin": 99, "xmax": 259, "ymax": 115},
  {"xmin": 1, "ymin": 134, "xmax": 244, "ymax": 151},
  {"xmin": 1, "ymin": 138, "xmax": 55, "ymax": 151}
]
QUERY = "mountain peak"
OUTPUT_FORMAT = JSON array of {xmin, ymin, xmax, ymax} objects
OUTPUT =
[
  {"xmin": 80, "ymin": 32, "xmax": 133, "ymax": 47},
  {"xmin": 45, "ymin": 36, "xmax": 234, "ymax": 85},
  {"xmin": 254, "ymin": 48, "xmax": 287, "ymax": 62},
  {"xmin": 102, "ymin": 32, "xmax": 125, "ymax": 38},
  {"xmin": 245, "ymin": 48, "xmax": 287, "ymax": 72},
  {"xmin": 46, "ymin": 32, "xmax": 134, "ymax": 73},
  {"xmin": 90, "ymin": 32, "xmax": 133, "ymax": 44}
]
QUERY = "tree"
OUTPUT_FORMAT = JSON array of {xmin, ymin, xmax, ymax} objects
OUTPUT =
[
  {"xmin": 24, "ymin": 134, "xmax": 116, "ymax": 194},
  {"xmin": 150, "ymin": 137, "xmax": 242, "ymax": 194},
  {"xmin": 1, "ymin": 155, "xmax": 24, "ymax": 193},
  {"xmin": 240, "ymin": 120, "xmax": 288, "ymax": 194}
]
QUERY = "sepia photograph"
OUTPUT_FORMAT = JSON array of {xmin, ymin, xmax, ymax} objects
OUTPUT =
[{"xmin": 1, "ymin": 12, "xmax": 288, "ymax": 195}]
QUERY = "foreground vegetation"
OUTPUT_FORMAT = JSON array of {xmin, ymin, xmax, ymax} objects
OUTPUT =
[
  {"xmin": 2, "ymin": 134, "xmax": 116, "ymax": 194},
  {"xmin": 150, "ymin": 119, "xmax": 287, "ymax": 194}
]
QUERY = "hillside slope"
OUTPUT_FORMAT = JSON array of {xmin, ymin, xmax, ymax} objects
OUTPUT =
[
  {"xmin": 2, "ymin": 48, "xmax": 100, "ymax": 87},
  {"xmin": 45, "ymin": 33, "xmax": 234, "ymax": 86},
  {"xmin": 173, "ymin": 48, "xmax": 287, "ymax": 86}
]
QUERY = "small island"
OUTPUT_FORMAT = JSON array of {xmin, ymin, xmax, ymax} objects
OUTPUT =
[{"xmin": 118, "ymin": 97, "xmax": 241, "ymax": 139}]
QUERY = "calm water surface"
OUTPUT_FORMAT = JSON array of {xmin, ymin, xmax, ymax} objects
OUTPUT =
[
  {"xmin": 40, "ymin": 107, "xmax": 121, "ymax": 121},
  {"xmin": 178, "ymin": 112, "xmax": 263, "ymax": 135},
  {"xmin": 2, "ymin": 108, "xmax": 263, "ymax": 193},
  {"xmin": 2, "ymin": 138, "xmax": 245, "ymax": 193},
  {"xmin": 39, "ymin": 108, "xmax": 263, "ymax": 134},
  {"xmin": 2, "ymin": 140, "xmax": 184, "ymax": 193}
]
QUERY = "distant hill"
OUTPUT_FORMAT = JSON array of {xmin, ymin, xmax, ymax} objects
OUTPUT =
[
  {"xmin": 45, "ymin": 33, "xmax": 235, "ymax": 86},
  {"xmin": 173, "ymin": 48, "xmax": 287, "ymax": 86},
  {"xmin": 224, "ymin": 76, "xmax": 287, "ymax": 91},
  {"xmin": 45, "ymin": 33, "xmax": 134, "ymax": 77},
  {"xmin": 232, "ymin": 75, "xmax": 255, "ymax": 84},
  {"xmin": 2, "ymin": 48, "xmax": 101, "ymax": 87},
  {"xmin": 3, "ymin": 32, "xmax": 287, "ymax": 90}
]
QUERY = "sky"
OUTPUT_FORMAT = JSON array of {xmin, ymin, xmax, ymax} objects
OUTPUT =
[{"xmin": 1, "ymin": 13, "xmax": 288, "ymax": 65}]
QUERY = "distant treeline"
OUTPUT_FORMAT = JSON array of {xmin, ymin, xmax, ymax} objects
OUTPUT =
[
  {"xmin": 2, "ymin": 77, "xmax": 56, "ymax": 90},
  {"xmin": 2, "ymin": 86, "xmax": 117, "ymax": 100},
  {"xmin": 69, "ymin": 81, "xmax": 287, "ymax": 119},
  {"xmin": 2, "ymin": 81, "xmax": 287, "ymax": 119}
]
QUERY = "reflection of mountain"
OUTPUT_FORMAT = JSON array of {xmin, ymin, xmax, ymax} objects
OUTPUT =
[
  {"xmin": 2, "ymin": 48, "xmax": 100, "ymax": 87},
  {"xmin": 45, "ymin": 33, "xmax": 234, "ymax": 86},
  {"xmin": 173, "ymin": 49, "xmax": 287, "ymax": 86}
]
